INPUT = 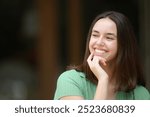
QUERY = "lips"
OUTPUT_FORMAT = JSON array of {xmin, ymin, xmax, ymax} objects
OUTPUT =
[
  {"xmin": 93, "ymin": 49, "xmax": 110, "ymax": 58},
  {"xmin": 95, "ymin": 49, "xmax": 106, "ymax": 54},
  {"xmin": 94, "ymin": 48, "xmax": 106, "ymax": 55}
]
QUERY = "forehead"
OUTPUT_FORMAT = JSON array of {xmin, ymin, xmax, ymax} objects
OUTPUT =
[{"xmin": 92, "ymin": 18, "xmax": 117, "ymax": 34}]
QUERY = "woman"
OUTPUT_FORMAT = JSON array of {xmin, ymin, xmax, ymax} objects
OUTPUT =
[{"xmin": 54, "ymin": 11, "xmax": 150, "ymax": 100}]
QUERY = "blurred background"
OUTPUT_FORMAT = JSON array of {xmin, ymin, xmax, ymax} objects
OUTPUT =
[{"xmin": 0, "ymin": 0, "xmax": 150, "ymax": 99}]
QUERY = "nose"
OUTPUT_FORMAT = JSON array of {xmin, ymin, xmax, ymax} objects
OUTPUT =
[{"xmin": 96, "ymin": 36, "xmax": 105, "ymax": 46}]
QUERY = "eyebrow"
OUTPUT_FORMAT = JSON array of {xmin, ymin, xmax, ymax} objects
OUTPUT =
[
  {"xmin": 92, "ymin": 30, "xmax": 99, "ymax": 33},
  {"xmin": 92, "ymin": 30, "xmax": 117, "ymax": 37}
]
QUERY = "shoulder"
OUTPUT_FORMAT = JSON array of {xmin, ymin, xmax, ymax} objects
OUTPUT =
[
  {"xmin": 54, "ymin": 69, "xmax": 86, "ymax": 99},
  {"xmin": 57, "ymin": 69, "xmax": 86, "ymax": 83},
  {"xmin": 134, "ymin": 85, "xmax": 150, "ymax": 100}
]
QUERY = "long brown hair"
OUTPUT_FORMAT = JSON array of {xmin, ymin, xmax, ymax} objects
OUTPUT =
[{"xmin": 68, "ymin": 11, "xmax": 145, "ymax": 92}]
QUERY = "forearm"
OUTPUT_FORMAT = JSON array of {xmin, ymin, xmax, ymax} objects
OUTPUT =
[{"xmin": 94, "ymin": 79, "xmax": 109, "ymax": 100}]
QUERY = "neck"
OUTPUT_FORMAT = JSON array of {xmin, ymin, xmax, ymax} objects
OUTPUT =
[{"xmin": 102, "ymin": 62, "xmax": 117, "ymax": 88}]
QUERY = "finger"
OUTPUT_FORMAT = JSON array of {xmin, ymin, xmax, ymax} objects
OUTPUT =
[
  {"xmin": 101, "ymin": 59, "xmax": 107, "ymax": 66},
  {"xmin": 87, "ymin": 52, "xmax": 94, "ymax": 62},
  {"xmin": 94, "ymin": 56, "xmax": 107, "ymax": 66},
  {"xmin": 92, "ymin": 56, "xmax": 100, "ymax": 64}
]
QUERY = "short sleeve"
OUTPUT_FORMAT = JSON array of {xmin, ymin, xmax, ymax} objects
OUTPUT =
[
  {"xmin": 53, "ymin": 70, "xmax": 84, "ymax": 100},
  {"xmin": 134, "ymin": 86, "xmax": 150, "ymax": 100}
]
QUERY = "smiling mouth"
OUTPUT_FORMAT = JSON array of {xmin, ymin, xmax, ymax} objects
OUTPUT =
[
  {"xmin": 95, "ymin": 49, "xmax": 105, "ymax": 54},
  {"xmin": 94, "ymin": 49, "xmax": 110, "ymax": 59}
]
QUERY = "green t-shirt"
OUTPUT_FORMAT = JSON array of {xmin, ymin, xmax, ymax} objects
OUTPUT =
[{"xmin": 54, "ymin": 69, "xmax": 150, "ymax": 100}]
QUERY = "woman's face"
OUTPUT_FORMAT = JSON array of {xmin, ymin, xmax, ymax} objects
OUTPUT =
[{"xmin": 89, "ymin": 17, "xmax": 118, "ymax": 62}]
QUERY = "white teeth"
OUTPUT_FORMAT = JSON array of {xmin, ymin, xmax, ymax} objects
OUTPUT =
[{"xmin": 95, "ymin": 49, "xmax": 105, "ymax": 53}]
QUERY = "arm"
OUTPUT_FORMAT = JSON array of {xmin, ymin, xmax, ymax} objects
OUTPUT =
[
  {"xmin": 87, "ymin": 53, "xmax": 110, "ymax": 100},
  {"xmin": 94, "ymin": 79, "xmax": 109, "ymax": 99}
]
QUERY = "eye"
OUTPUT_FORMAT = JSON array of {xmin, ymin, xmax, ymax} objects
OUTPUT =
[
  {"xmin": 106, "ymin": 36, "xmax": 114, "ymax": 40},
  {"xmin": 91, "ymin": 34, "xmax": 99, "ymax": 37}
]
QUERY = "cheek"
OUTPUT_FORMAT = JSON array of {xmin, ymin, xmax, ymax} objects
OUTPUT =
[
  {"xmin": 110, "ymin": 45, "xmax": 118, "ymax": 58},
  {"xmin": 107, "ymin": 42, "xmax": 117, "ymax": 59}
]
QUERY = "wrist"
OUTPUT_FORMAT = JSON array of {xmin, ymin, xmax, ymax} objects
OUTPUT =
[{"xmin": 97, "ymin": 75, "xmax": 109, "ymax": 83}]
